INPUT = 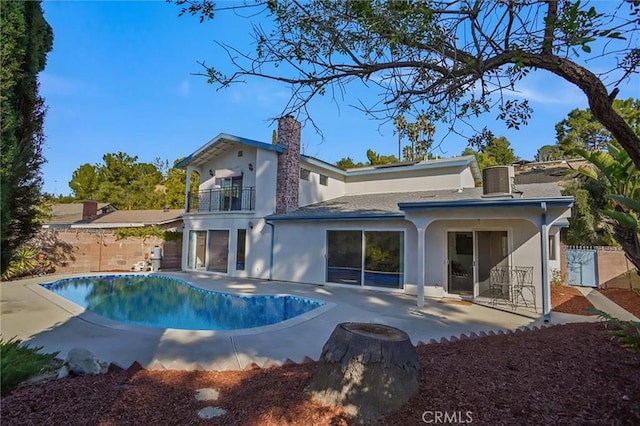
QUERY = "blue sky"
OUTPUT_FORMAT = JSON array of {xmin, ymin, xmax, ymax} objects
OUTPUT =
[{"xmin": 40, "ymin": 1, "xmax": 639, "ymax": 196}]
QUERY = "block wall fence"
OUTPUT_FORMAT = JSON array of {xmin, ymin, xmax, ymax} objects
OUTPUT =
[
  {"xmin": 560, "ymin": 244, "xmax": 636, "ymax": 287},
  {"xmin": 38, "ymin": 228, "xmax": 182, "ymax": 274}
]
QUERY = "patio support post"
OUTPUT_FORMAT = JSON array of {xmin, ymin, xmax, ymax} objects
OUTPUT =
[
  {"xmin": 185, "ymin": 167, "xmax": 193, "ymax": 212},
  {"xmin": 540, "ymin": 202, "xmax": 550, "ymax": 322},
  {"xmin": 416, "ymin": 227, "xmax": 426, "ymax": 308}
]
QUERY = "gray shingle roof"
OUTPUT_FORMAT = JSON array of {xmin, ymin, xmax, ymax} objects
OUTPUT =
[
  {"xmin": 43, "ymin": 203, "xmax": 114, "ymax": 225},
  {"xmin": 269, "ymin": 182, "xmax": 563, "ymax": 219},
  {"xmin": 90, "ymin": 209, "xmax": 184, "ymax": 225}
]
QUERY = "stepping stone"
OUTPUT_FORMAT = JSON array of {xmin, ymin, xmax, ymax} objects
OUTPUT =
[
  {"xmin": 197, "ymin": 406, "xmax": 227, "ymax": 419},
  {"xmin": 195, "ymin": 388, "xmax": 220, "ymax": 401}
]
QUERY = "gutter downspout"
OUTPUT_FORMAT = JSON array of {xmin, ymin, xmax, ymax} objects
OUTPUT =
[
  {"xmin": 265, "ymin": 220, "xmax": 275, "ymax": 281},
  {"xmin": 540, "ymin": 202, "xmax": 550, "ymax": 322}
]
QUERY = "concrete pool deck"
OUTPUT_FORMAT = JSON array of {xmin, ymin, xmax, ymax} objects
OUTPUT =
[{"xmin": 0, "ymin": 272, "xmax": 596, "ymax": 371}]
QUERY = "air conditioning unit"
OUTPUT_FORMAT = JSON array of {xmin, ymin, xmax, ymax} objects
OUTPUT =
[{"xmin": 482, "ymin": 166, "xmax": 514, "ymax": 196}]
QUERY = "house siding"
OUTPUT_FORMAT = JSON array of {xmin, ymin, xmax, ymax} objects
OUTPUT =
[
  {"xmin": 271, "ymin": 219, "xmax": 415, "ymax": 287},
  {"xmin": 344, "ymin": 166, "xmax": 469, "ymax": 195}
]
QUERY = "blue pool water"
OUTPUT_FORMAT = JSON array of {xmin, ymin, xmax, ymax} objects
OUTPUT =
[{"xmin": 41, "ymin": 275, "xmax": 324, "ymax": 330}]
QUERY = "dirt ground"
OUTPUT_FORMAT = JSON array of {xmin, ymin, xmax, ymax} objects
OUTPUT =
[
  {"xmin": 551, "ymin": 285, "xmax": 596, "ymax": 315},
  {"xmin": 2, "ymin": 322, "xmax": 639, "ymax": 425},
  {"xmin": 599, "ymin": 288, "xmax": 640, "ymax": 318}
]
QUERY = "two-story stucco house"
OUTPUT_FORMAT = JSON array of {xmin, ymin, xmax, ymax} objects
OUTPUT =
[{"xmin": 178, "ymin": 116, "xmax": 573, "ymax": 320}]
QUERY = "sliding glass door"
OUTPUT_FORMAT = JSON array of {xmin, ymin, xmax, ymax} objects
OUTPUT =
[
  {"xmin": 447, "ymin": 230, "xmax": 509, "ymax": 297},
  {"xmin": 326, "ymin": 230, "xmax": 404, "ymax": 289}
]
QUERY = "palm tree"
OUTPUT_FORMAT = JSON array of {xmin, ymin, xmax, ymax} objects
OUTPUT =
[{"xmin": 573, "ymin": 144, "xmax": 640, "ymax": 272}]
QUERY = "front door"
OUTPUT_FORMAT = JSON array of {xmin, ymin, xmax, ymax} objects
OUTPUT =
[{"xmin": 447, "ymin": 232, "xmax": 474, "ymax": 296}]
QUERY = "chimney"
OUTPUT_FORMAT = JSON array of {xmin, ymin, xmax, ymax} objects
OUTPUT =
[
  {"xmin": 82, "ymin": 200, "xmax": 98, "ymax": 221},
  {"xmin": 275, "ymin": 115, "xmax": 301, "ymax": 214}
]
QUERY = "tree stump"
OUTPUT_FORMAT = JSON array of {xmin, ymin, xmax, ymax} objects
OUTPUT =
[{"xmin": 305, "ymin": 322, "xmax": 421, "ymax": 423}]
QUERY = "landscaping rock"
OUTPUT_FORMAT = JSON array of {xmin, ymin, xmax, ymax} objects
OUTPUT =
[
  {"xmin": 197, "ymin": 406, "xmax": 227, "ymax": 419},
  {"xmin": 56, "ymin": 366, "xmax": 69, "ymax": 379},
  {"xmin": 195, "ymin": 388, "xmax": 220, "ymax": 401},
  {"xmin": 65, "ymin": 348, "xmax": 102, "ymax": 376}
]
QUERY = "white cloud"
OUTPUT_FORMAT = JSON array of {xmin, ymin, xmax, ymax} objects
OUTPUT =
[{"xmin": 226, "ymin": 85, "xmax": 289, "ymax": 107}]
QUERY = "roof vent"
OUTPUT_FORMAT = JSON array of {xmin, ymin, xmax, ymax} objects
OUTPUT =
[{"xmin": 482, "ymin": 166, "xmax": 514, "ymax": 196}]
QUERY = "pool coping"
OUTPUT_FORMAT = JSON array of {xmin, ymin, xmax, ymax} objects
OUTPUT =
[{"xmin": 29, "ymin": 272, "xmax": 337, "ymax": 338}]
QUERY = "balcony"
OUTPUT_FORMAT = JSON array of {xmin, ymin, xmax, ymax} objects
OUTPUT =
[{"xmin": 188, "ymin": 187, "xmax": 255, "ymax": 212}]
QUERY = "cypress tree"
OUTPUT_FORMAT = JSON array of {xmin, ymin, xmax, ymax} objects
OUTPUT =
[{"xmin": 0, "ymin": 1, "xmax": 53, "ymax": 273}]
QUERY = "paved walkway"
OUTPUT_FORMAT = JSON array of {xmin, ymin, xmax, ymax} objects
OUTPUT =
[
  {"xmin": 575, "ymin": 286, "xmax": 640, "ymax": 322},
  {"xmin": 0, "ymin": 272, "xmax": 628, "ymax": 371}
]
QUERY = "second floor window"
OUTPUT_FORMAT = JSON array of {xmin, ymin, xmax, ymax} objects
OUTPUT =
[
  {"xmin": 319, "ymin": 174, "xmax": 328, "ymax": 186},
  {"xmin": 301, "ymin": 168, "xmax": 310, "ymax": 181}
]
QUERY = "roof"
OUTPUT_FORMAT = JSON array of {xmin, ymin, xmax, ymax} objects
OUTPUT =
[
  {"xmin": 176, "ymin": 133, "xmax": 285, "ymax": 169},
  {"xmin": 43, "ymin": 203, "xmax": 115, "ymax": 225},
  {"xmin": 43, "ymin": 203, "xmax": 183, "ymax": 228},
  {"xmin": 266, "ymin": 182, "xmax": 570, "ymax": 221},
  {"xmin": 89, "ymin": 209, "xmax": 183, "ymax": 226},
  {"xmin": 178, "ymin": 131, "xmax": 483, "ymax": 183}
]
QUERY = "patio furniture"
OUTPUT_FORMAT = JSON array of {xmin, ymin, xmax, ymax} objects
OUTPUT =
[
  {"xmin": 489, "ymin": 267, "xmax": 512, "ymax": 306},
  {"xmin": 511, "ymin": 266, "xmax": 536, "ymax": 312},
  {"xmin": 489, "ymin": 266, "xmax": 537, "ymax": 312}
]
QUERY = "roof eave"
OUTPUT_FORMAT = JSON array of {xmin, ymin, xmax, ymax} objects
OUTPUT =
[
  {"xmin": 266, "ymin": 212, "xmax": 404, "ymax": 221},
  {"xmin": 177, "ymin": 133, "xmax": 285, "ymax": 169},
  {"xmin": 399, "ymin": 196, "xmax": 574, "ymax": 211}
]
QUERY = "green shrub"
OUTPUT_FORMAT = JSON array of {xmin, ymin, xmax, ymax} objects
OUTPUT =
[
  {"xmin": 0, "ymin": 338, "xmax": 59, "ymax": 395},
  {"xmin": 588, "ymin": 308, "xmax": 640, "ymax": 348}
]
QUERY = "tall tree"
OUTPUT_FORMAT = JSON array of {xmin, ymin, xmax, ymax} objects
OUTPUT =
[
  {"xmin": 394, "ymin": 114, "xmax": 436, "ymax": 161},
  {"xmin": 176, "ymin": 1, "xmax": 640, "ymax": 168},
  {"xmin": 535, "ymin": 145, "xmax": 564, "ymax": 162},
  {"xmin": 68, "ymin": 163, "xmax": 99, "ymax": 200},
  {"xmin": 462, "ymin": 136, "xmax": 517, "ymax": 170},
  {"xmin": 556, "ymin": 98, "xmax": 640, "ymax": 154},
  {"xmin": 335, "ymin": 150, "xmax": 398, "ymax": 170},
  {"xmin": 0, "ymin": 1, "xmax": 53, "ymax": 273},
  {"xmin": 335, "ymin": 157, "xmax": 364, "ymax": 170}
]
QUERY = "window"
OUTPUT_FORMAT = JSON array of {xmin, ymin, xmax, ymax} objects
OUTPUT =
[
  {"xmin": 237, "ymin": 150, "xmax": 243, "ymax": 157},
  {"xmin": 364, "ymin": 231, "xmax": 404, "ymax": 288},
  {"xmin": 319, "ymin": 174, "xmax": 328, "ymax": 186},
  {"xmin": 300, "ymin": 168, "xmax": 310, "ymax": 181},
  {"xmin": 327, "ymin": 231, "xmax": 362, "ymax": 285},
  {"xmin": 236, "ymin": 229, "xmax": 247, "ymax": 270},
  {"xmin": 188, "ymin": 230, "xmax": 207, "ymax": 270},
  {"xmin": 207, "ymin": 230, "xmax": 229, "ymax": 273},
  {"xmin": 549, "ymin": 235, "xmax": 557, "ymax": 260},
  {"xmin": 326, "ymin": 230, "xmax": 404, "ymax": 289}
]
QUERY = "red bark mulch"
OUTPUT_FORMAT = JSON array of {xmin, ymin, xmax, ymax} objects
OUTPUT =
[
  {"xmin": 551, "ymin": 285, "xmax": 597, "ymax": 316},
  {"xmin": 2, "ymin": 323, "xmax": 639, "ymax": 425},
  {"xmin": 599, "ymin": 288, "xmax": 640, "ymax": 318}
]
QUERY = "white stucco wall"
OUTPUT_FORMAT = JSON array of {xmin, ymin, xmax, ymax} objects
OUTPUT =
[
  {"xmin": 181, "ymin": 213, "xmax": 271, "ymax": 279},
  {"xmin": 459, "ymin": 167, "xmax": 476, "ymax": 188},
  {"xmin": 197, "ymin": 146, "xmax": 257, "ymax": 191},
  {"xmin": 255, "ymin": 149, "xmax": 278, "ymax": 215},
  {"xmin": 298, "ymin": 163, "xmax": 346, "ymax": 207},
  {"xmin": 344, "ymin": 166, "xmax": 470, "ymax": 195},
  {"xmin": 271, "ymin": 219, "xmax": 415, "ymax": 287}
]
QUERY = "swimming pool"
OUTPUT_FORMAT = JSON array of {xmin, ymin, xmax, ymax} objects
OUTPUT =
[{"xmin": 41, "ymin": 275, "xmax": 324, "ymax": 331}]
